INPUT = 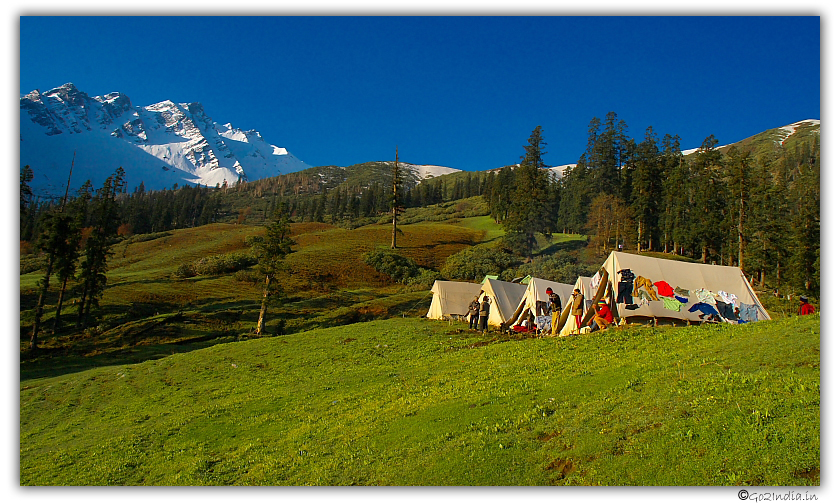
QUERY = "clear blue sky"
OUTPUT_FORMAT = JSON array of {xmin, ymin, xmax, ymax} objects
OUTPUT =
[{"xmin": 19, "ymin": 15, "xmax": 820, "ymax": 170}]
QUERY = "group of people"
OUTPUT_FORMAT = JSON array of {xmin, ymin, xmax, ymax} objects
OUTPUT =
[
  {"xmin": 464, "ymin": 284, "xmax": 816, "ymax": 337},
  {"xmin": 467, "ymin": 295, "xmax": 492, "ymax": 332},
  {"xmin": 545, "ymin": 287, "xmax": 614, "ymax": 336},
  {"xmin": 466, "ymin": 286, "xmax": 616, "ymax": 337}
]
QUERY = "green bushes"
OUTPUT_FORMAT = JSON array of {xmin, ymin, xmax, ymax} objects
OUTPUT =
[
  {"xmin": 20, "ymin": 255, "xmax": 47, "ymax": 275},
  {"xmin": 440, "ymin": 245, "xmax": 518, "ymax": 281},
  {"xmin": 501, "ymin": 252, "xmax": 600, "ymax": 284},
  {"xmin": 173, "ymin": 252, "xmax": 258, "ymax": 278},
  {"xmin": 362, "ymin": 249, "xmax": 440, "ymax": 288}
]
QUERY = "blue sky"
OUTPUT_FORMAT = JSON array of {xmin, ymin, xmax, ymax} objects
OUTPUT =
[{"xmin": 19, "ymin": 15, "xmax": 820, "ymax": 170}]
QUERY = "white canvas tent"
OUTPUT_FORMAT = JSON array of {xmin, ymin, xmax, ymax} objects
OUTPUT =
[
  {"xmin": 595, "ymin": 251, "xmax": 770, "ymax": 323},
  {"xmin": 426, "ymin": 280, "xmax": 483, "ymax": 320},
  {"xmin": 506, "ymin": 278, "xmax": 575, "ymax": 331},
  {"xmin": 479, "ymin": 278, "xmax": 528, "ymax": 327},
  {"xmin": 555, "ymin": 273, "xmax": 612, "ymax": 336}
]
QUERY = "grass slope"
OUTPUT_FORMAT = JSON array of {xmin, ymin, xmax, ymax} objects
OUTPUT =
[
  {"xmin": 20, "ymin": 315, "xmax": 819, "ymax": 486},
  {"xmin": 19, "ymin": 218, "xmax": 481, "ymax": 378}
]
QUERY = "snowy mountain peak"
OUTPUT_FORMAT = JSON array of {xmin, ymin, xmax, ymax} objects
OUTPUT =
[{"xmin": 20, "ymin": 83, "xmax": 312, "ymax": 195}]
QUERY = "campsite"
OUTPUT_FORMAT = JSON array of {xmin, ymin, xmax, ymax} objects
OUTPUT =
[
  {"xmin": 19, "ymin": 59, "xmax": 820, "ymax": 485},
  {"xmin": 19, "ymin": 194, "xmax": 820, "ymax": 486}
]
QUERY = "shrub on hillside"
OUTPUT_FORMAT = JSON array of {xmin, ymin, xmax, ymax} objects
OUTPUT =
[
  {"xmin": 193, "ymin": 252, "xmax": 257, "ymax": 276},
  {"xmin": 405, "ymin": 268, "xmax": 442, "ymax": 289},
  {"xmin": 501, "ymin": 252, "xmax": 600, "ymax": 284},
  {"xmin": 362, "ymin": 250, "xmax": 420, "ymax": 284},
  {"xmin": 173, "ymin": 251, "xmax": 258, "ymax": 279},
  {"xmin": 20, "ymin": 255, "xmax": 47, "ymax": 275},
  {"xmin": 173, "ymin": 263, "xmax": 197, "ymax": 279},
  {"xmin": 440, "ymin": 245, "xmax": 518, "ymax": 281}
]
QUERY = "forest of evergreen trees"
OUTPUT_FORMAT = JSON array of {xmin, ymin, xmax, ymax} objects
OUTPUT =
[{"xmin": 21, "ymin": 111, "xmax": 821, "ymax": 310}]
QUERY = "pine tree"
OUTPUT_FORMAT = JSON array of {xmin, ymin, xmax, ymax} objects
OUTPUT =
[
  {"xmin": 251, "ymin": 202, "xmax": 295, "ymax": 335},
  {"xmin": 488, "ymin": 166, "xmax": 514, "ymax": 223},
  {"xmin": 391, "ymin": 148, "xmax": 404, "ymax": 249},
  {"xmin": 20, "ymin": 165, "xmax": 34, "ymax": 212},
  {"xmin": 20, "ymin": 165, "xmax": 34, "ymax": 234},
  {"xmin": 29, "ymin": 209, "xmax": 74, "ymax": 349},
  {"xmin": 52, "ymin": 183, "xmax": 91, "ymax": 332},
  {"xmin": 630, "ymin": 127, "xmax": 664, "ymax": 251},
  {"xmin": 558, "ymin": 154, "xmax": 592, "ymax": 234},
  {"xmin": 789, "ymin": 145, "xmax": 820, "ymax": 293},
  {"xmin": 687, "ymin": 135, "xmax": 726, "ymax": 262},
  {"xmin": 744, "ymin": 157, "xmax": 782, "ymax": 287},
  {"xmin": 586, "ymin": 193, "xmax": 632, "ymax": 253},
  {"xmin": 724, "ymin": 146, "xmax": 752, "ymax": 267},
  {"xmin": 77, "ymin": 168, "xmax": 126, "ymax": 329},
  {"xmin": 502, "ymin": 126, "xmax": 557, "ymax": 259}
]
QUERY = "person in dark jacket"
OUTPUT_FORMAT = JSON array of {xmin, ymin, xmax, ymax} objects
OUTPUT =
[
  {"xmin": 467, "ymin": 296, "xmax": 480, "ymax": 330},
  {"xmin": 478, "ymin": 296, "xmax": 491, "ymax": 333},
  {"xmin": 546, "ymin": 288, "xmax": 563, "ymax": 335}
]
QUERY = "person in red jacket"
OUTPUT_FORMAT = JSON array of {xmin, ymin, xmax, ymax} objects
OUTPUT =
[
  {"xmin": 799, "ymin": 296, "xmax": 816, "ymax": 315},
  {"xmin": 593, "ymin": 299, "xmax": 614, "ymax": 330}
]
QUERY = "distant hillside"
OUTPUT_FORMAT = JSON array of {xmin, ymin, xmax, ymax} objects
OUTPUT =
[{"xmin": 682, "ymin": 119, "xmax": 820, "ymax": 159}]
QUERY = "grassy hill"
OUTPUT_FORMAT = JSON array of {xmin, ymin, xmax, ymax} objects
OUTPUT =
[
  {"xmin": 20, "ymin": 192, "xmax": 820, "ymax": 486},
  {"xmin": 20, "ymin": 314, "xmax": 819, "ymax": 486},
  {"xmin": 20, "ymin": 212, "xmax": 497, "ymax": 379}
]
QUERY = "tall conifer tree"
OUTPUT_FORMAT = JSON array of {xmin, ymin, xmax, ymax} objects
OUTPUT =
[{"xmin": 503, "ymin": 126, "xmax": 557, "ymax": 259}]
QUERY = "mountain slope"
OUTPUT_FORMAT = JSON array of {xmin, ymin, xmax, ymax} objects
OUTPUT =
[
  {"xmin": 681, "ymin": 119, "xmax": 820, "ymax": 157},
  {"xmin": 20, "ymin": 83, "xmax": 311, "ymax": 195}
]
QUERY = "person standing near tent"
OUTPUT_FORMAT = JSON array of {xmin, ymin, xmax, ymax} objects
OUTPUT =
[
  {"xmin": 546, "ymin": 288, "xmax": 563, "ymax": 335},
  {"xmin": 478, "ymin": 296, "xmax": 491, "ymax": 333},
  {"xmin": 799, "ymin": 296, "xmax": 816, "ymax": 315},
  {"xmin": 570, "ymin": 288, "xmax": 584, "ymax": 334},
  {"xmin": 593, "ymin": 299, "xmax": 614, "ymax": 331},
  {"xmin": 467, "ymin": 296, "xmax": 480, "ymax": 330}
]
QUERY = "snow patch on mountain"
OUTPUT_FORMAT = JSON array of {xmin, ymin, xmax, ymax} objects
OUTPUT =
[
  {"xmin": 408, "ymin": 164, "xmax": 461, "ymax": 180},
  {"xmin": 547, "ymin": 164, "xmax": 577, "ymax": 178},
  {"xmin": 778, "ymin": 119, "xmax": 820, "ymax": 144}
]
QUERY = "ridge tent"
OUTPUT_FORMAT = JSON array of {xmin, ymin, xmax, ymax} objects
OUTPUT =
[
  {"xmin": 426, "ymin": 280, "xmax": 483, "ymax": 321},
  {"xmin": 506, "ymin": 278, "xmax": 575, "ymax": 331},
  {"xmin": 592, "ymin": 251, "xmax": 770, "ymax": 325},
  {"xmin": 479, "ymin": 278, "xmax": 528, "ymax": 327},
  {"xmin": 556, "ymin": 273, "xmax": 611, "ymax": 336}
]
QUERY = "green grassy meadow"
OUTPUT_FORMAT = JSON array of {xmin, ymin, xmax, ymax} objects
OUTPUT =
[
  {"xmin": 19, "ymin": 210, "xmax": 821, "ymax": 486},
  {"xmin": 20, "ymin": 314, "xmax": 819, "ymax": 485}
]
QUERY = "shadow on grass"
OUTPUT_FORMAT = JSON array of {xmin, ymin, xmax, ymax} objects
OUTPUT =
[
  {"xmin": 538, "ymin": 237, "xmax": 589, "ymax": 256},
  {"xmin": 20, "ymin": 333, "xmax": 240, "ymax": 382}
]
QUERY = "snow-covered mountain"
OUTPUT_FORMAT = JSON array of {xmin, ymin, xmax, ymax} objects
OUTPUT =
[{"xmin": 20, "ymin": 83, "xmax": 311, "ymax": 195}]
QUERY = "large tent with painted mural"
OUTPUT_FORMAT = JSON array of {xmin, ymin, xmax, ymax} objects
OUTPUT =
[
  {"xmin": 426, "ymin": 280, "xmax": 483, "ymax": 321},
  {"xmin": 504, "ymin": 278, "xmax": 575, "ymax": 333},
  {"xmin": 553, "ymin": 251, "xmax": 770, "ymax": 335}
]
